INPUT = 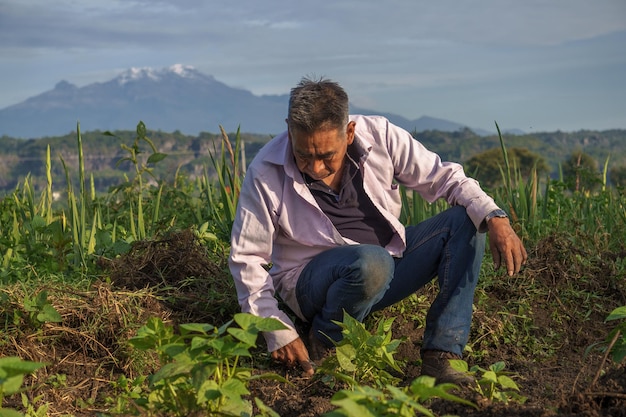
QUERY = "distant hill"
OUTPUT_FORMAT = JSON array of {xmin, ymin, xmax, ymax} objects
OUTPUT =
[{"xmin": 0, "ymin": 65, "xmax": 494, "ymax": 138}]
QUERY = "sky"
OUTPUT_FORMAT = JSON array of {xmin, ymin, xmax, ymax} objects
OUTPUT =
[{"xmin": 1, "ymin": 0, "xmax": 625, "ymax": 133}]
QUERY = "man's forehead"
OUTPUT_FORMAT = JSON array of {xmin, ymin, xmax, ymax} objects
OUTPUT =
[{"xmin": 292, "ymin": 129, "xmax": 342, "ymax": 148}]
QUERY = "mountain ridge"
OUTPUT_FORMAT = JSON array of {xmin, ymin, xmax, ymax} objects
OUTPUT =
[{"xmin": 1, "ymin": 65, "xmax": 496, "ymax": 138}]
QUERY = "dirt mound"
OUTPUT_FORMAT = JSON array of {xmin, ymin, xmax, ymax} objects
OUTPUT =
[
  {"xmin": 106, "ymin": 228, "xmax": 239, "ymax": 323},
  {"xmin": 0, "ymin": 282, "xmax": 167, "ymax": 415}
]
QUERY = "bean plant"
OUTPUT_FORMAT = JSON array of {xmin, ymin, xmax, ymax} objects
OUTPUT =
[
  {"xmin": 119, "ymin": 313, "xmax": 287, "ymax": 416},
  {"xmin": 0, "ymin": 356, "xmax": 47, "ymax": 417},
  {"xmin": 325, "ymin": 375, "xmax": 475, "ymax": 417},
  {"xmin": 449, "ymin": 360, "xmax": 526, "ymax": 404},
  {"xmin": 317, "ymin": 312, "xmax": 405, "ymax": 389}
]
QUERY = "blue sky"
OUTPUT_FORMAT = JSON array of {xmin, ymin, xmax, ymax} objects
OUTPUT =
[{"xmin": 1, "ymin": 0, "xmax": 625, "ymax": 133}]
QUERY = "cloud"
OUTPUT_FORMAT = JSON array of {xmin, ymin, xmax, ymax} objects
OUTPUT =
[{"xmin": 1, "ymin": 0, "xmax": 625, "ymax": 131}]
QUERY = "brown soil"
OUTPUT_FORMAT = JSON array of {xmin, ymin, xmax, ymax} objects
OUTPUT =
[{"xmin": 0, "ymin": 230, "xmax": 624, "ymax": 416}]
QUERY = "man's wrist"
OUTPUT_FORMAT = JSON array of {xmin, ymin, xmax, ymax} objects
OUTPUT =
[{"xmin": 485, "ymin": 209, "xmax": 508, "ymax": 223}]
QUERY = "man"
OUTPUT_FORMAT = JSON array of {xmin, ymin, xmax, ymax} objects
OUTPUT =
[{"xmin": 229, "ymin": 77, "xmax": 527, "ymax": 382}]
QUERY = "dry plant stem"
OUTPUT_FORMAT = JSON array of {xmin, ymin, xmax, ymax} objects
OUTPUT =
[
  {"xmin": 589, "ymin": 329, "xmax": 621, "ymax": 389},
  {"xmin": 585, "ymin": 392, "xmax": 626, "ymax": 400}
]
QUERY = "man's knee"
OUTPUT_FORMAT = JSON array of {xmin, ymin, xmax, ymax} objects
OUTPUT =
[{"xmin": 354, "ymin": 245, "xmax": 394, "ymax": 298}]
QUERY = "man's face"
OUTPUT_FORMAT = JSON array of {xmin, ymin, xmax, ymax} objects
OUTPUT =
[{"xmin": 289, "ymin": 122, "xmax": 355, "ymax": 187}]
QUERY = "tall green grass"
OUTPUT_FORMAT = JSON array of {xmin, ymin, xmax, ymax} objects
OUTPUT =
[
  {"xmin": 0, "ymin": 121, "xmax": 242, "ymax": 281},
  {"xmin": 0, "ymin": 120, "xmax": 624, "ymax": 280}
]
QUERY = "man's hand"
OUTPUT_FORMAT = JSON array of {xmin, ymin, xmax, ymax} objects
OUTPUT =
[
  {"xmin": 487, "ymin": 216, "xmax": 528, "ymax": 276},
  {"xmin": 271, "ymin": 337, "xmax": 315, "ymax": 377}
]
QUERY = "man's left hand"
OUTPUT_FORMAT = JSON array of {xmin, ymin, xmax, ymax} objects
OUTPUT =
[{"xmin": 487, "ymin": 217, "xmax": 528, "ymax": 276}]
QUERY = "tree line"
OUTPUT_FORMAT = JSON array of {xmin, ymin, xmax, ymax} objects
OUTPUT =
[{"xmin": 1, "ymin": 126, "xmax": 624, "ymax": 194}]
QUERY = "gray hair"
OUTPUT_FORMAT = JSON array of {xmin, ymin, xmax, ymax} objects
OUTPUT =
[{"xmin": 287, "ymin": 76, "xmax": 349, "ymax": 134}]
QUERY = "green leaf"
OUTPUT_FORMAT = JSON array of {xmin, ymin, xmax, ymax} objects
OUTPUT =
[
  {"xmin": 29, "ymin": 215, "xmax": 47, "ymax": 231},
  {"xmin": 448, "ymin": 359, "xmax": 468, "ymax": 373},
  {"xmin": 35, "ymin": 291, "xmax": 48, "ymax": 308},
  {"xmin": 160, "ymin": 342, "xmax": 188, "ymax": 359},
  {"xmin": 489, "ymin": 361, "xmax": 506, "ymax": 373},
  {"xmin": 0, "ymin": 407, "xmax": 26, "ymax": 417},
  {"xmin": 227, "ymin": 327, "xmax": 258, "ymax": 347},
  {"xmin": 179, "ymin": 322, "xmax": 214, "ymax": 335},
  {"xmin": 21, "ymin": 297, "xmax": 36, "ymax": 313},
  {"xmin": 0, "ymin": 374, "xmax": 25, "ymax": 395},
  {"xmin": 129, "ymin": 317, "xmax": 173, "ymax": 350},
  {"xmin": 498, "ymin": 375, "xmax": 520, "ymax": 390},
  {"xmin": 197, "ymin": 379, "xmax": 221, "ymax": 402},
  {"xmin": 330, "ymin": 397, "xmax": 378, "ymax": 417},
  {"xmin": 336, "ymin": 344, "xmax": 357, "ymax": 372},
  {"xmin": 482, "ymin": 370, "xmax": 498, "ymax": 383},
  {"xmin": 222, "ymin": 377, "xmax": 250, "ymax": 397},
  {"xmin": 409, "ymin": 376, "xmax": 476, "ymax": 408},
  {"xmin": 233, "ymin": 313, "xmax": 286, "ymax": 332},
  {"xmin": 377, "ymin": 316, "xmax": 395, "ymax": 333},
  {"xmin": 147, "ymin": 152, "xmax": 167, "ymax": 164},
  {"xmin": 150, "ymin": 360, "xmax": 194, "ymax": 384},
  {"xmin": 386, "ymin": 385, "xmax": 434, "ymax": 417},
  {"xmin": 0, "ymin": 357, "xmax": 47, "ymax": 375},
  {"xmin": 36, "ymin": 304, "xmax": 62, "ymax": 323},
  {"xmin": 606, "ymin": 306, "xmax": 626, "ymax": 321}
]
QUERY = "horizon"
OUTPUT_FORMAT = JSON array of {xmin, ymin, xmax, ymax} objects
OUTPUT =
[{"xmin": 2, "ymin": 1, "xmax": 625, "ymax": 133}]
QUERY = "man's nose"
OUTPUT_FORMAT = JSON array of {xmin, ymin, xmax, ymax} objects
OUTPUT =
[{"xmin": 309, "ymin": 159, "xmax": 325, "ymax": 175}]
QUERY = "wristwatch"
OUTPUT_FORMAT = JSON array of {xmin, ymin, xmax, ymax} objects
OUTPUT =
[{"xmin": 485, "ymin": 209, "xmax": 508, "ymax": 222}]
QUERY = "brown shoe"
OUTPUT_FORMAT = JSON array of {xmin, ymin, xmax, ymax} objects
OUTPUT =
[
  {"xmin": 307, "ymin": 328, "xmax": 334, "ymax": 363},
  {"xmin": 421, "ymin": 350, "xmax": 475, "ymax": 386}
]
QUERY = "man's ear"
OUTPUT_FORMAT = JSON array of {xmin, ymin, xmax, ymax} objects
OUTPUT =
[{"xmin": 346, "ymin": 121, "xmax": 356, "ymax": 145}]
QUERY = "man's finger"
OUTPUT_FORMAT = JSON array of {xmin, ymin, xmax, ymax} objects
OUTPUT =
[
  {"xmin": 299, "ymin": 359, "xmax": 315, "ymax": 377},
  {"xmin": 492, "ymin": 249, "xmax": 502, "ymax": 270}
]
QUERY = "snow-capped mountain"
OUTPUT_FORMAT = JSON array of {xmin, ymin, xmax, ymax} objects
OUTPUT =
[{"xmin": 0, "ymin": 65, "xmax": 483, "ymax": 138}]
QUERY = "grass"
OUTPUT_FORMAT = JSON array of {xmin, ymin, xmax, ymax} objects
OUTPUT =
[{"xmin": 0, "ymin": 122, "xmax": 624, "ymax": 415}]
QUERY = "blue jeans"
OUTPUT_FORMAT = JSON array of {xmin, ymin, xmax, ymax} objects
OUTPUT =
[{"xmin": 295, "ymin": 206, "xmax": 485, "ymax": 356}]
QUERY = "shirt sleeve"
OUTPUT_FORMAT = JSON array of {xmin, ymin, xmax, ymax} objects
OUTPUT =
[
  {"xmin": 229, "ymin": 167, "xmax": 300, "ymax": 351},
  {"xmin": 384, "ymin": 119, "xmax": 500, "ymax": 231}
]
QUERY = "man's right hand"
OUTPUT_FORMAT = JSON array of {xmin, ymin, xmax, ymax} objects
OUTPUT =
[{"xmin": 271, "ymin": 337, "xmax": 315, "ymax": 377}]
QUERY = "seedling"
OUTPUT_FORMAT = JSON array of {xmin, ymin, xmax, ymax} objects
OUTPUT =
[
  {"xmin": 21, "ymin": 290, "xmax": 62, "ymax": 327},
  {"xmin": 449, "ymin": 360, "xmax": 526, "ymax": 404}
]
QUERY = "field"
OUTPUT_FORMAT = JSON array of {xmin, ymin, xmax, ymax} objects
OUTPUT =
[{"xmin": 0, "ymin": 125, "xmax": 624, "ymax": 416}]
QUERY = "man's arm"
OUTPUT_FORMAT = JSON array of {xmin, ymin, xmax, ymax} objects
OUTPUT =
[{"xmin": 229, "ymin": 167, "xmax": 313, "ymax": 375}]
